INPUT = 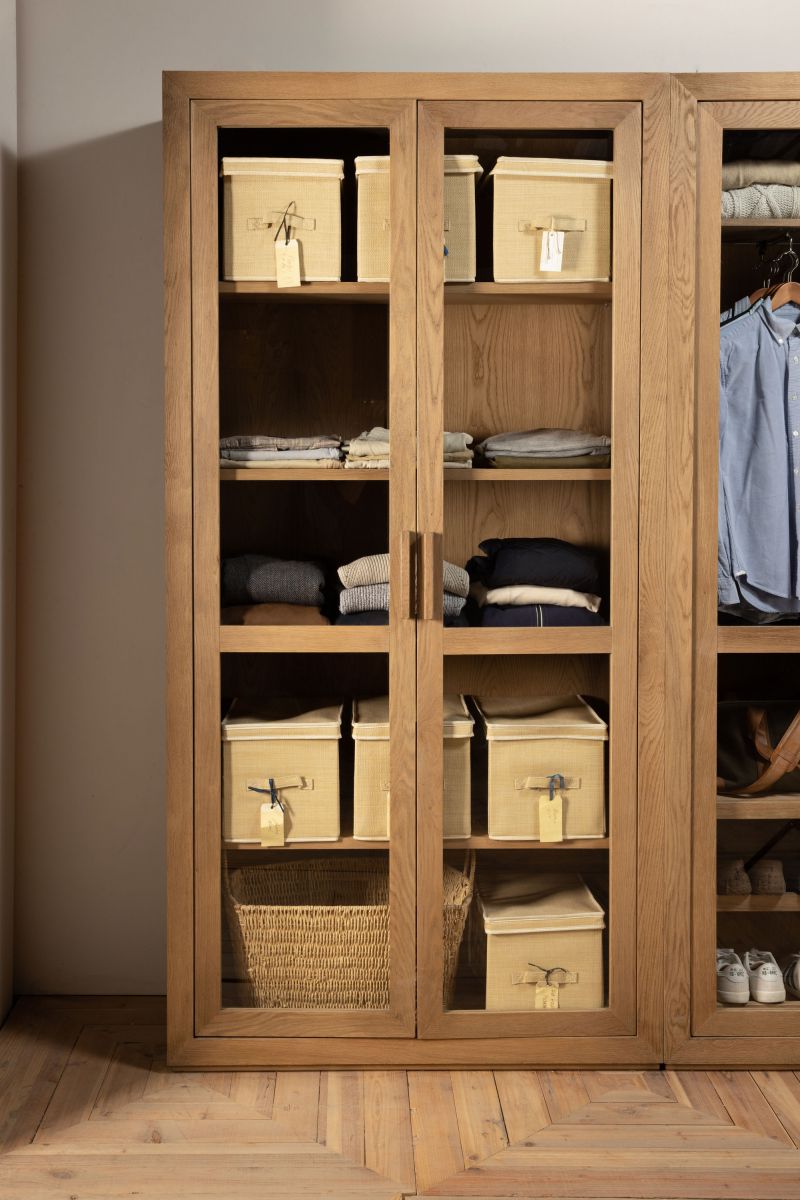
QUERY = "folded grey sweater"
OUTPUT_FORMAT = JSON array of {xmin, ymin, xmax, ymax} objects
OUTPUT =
[
  {"xmin": 222, "ymin": 555, "xmax": 325, "ymax": 607},
  {"xmin": 477, "ymin": 428, "xmax": 611, "ymax": 457},
  {"xmin": 339, "ymin": 582, "xmax": 466, "ymax": 616},
  {"xmin": 338, "ymin": 552, "xmax": 469, "ymax": 598}
]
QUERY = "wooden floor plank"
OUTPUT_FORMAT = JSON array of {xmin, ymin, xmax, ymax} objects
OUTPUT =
[
  {"xmin": 538, "ymin": 1071, "xmax": 592, "ymax": 1123},
  {"xmin": 0, "ymin": 1008, "xmax": 81, "ymax": 1152},
  {"xmin": 271, "ymin": 1072, "xmax": 321, "ymax": 1142},
  {"xmin": 708, "ymin": 1070, "xmax": 795, "ymax": 1147},
  {"xmin": 408, "ymin": 1072, "xmax": 464, "ymax": 1195},
  {"xmin": 89, "ymin": 1043, "xmax": 152, "ymax": 1119},
  {"xmin": 752, "ymin": 1070, "xmax": 800, "ymax": 1148},
  {"xmin": 493, "ymin": 1071, "xmax": 551, "ymax": 1144},
  {"xmin": 558, "ymin": 1101, "xmax": 728, "ymax": 1127},
  {"xmin": 664, "ymin": 1070, "xmax": 732, "ymax": 1122},
  {"xmin": 583, "ymin": 1071, "xmax": 673, "ymax": 1102},
  {"xmin": 450, "ymin": 1071, "xmax": 508, "ymax": 1167},
  {"xmin": 228, "ymin": 1070, "xmax": 277, "ymax": 1115},
  {"xmin": 326, "ymin": 1072, "xmax": 366, "ymax": 1166},
  {"xmin": 363, "ymin": 1071, "xmax": 416, "ymax": 1193},
  {"xmin": 34, "ymin": 1029, "xmax": 118, "ymax": 1139}
]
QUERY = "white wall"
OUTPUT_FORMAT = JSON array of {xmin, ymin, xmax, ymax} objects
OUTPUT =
[
  {"xmin": 13, "ymin": 0, "xmax": 793, "ymax": 993},
  {"xmin": 0, "ymin": 0, "xmax": 16, "ymax": 1017}
]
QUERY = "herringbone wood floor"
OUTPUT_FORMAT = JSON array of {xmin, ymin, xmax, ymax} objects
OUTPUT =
[{"xmin": 3, "ymin": 999, "xmax": 800, "ymax": 1198}]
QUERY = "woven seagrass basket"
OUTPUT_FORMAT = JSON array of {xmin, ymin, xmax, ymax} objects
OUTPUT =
[{"xmin": 226, "ymin": 854, "xmax": 475, "ymax": 1009}]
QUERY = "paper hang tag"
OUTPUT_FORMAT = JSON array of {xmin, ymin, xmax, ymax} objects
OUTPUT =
[
  {"xmin": 540, "ymin": 229, "xmax": 565, "ymax": 273},
  {"xmin": 538, "ymin": 791, "xmax": 564, "ymax": 843},
  {"xmin": 534, "ymin": 983, "xmax": 560, "ymax": 1009},
  {"xmin": 275, "ymin": 238, "xmax": 301, "ymax": 288},
  {"xmin": 260, "ymin": 802, "xmax": 285, "ymax": 846}
]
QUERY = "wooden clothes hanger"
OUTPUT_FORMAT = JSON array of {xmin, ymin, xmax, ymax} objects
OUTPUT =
[{"xmin": 749, "ymin": 241, "xmax": 800, "ymax": 308}]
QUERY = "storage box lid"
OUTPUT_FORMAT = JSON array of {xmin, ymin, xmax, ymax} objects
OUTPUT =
[
  {"xmin": 444, "ymin": 154, "xmax": 484, "ymax": 177},
  {"xmin": 489, "ymin": 155, "xmax": 612, "ymax": 181},
  {"xmin": 221, "ymin": 157, "xmax": 344, "ymax": 180},
  {"xmin": 478, "ymin": 872, "xmax": 605, "ymax": 934},
  {"xmin": 222, "ymin": 698, "xmax": 343, "ymax": 741},
  {"xmin": 353, "ymin": 694, "xmax": 474, "ymax": 740},
  {"xmin": 355, "ymin": 155, "xmax": 389, "ymax": 175},
  {"xmin": 474, "ymin": 694, "xmax": 607, "ymax": 741}
]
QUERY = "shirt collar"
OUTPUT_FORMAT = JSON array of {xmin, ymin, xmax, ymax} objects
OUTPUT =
[{"xmin": 758, "ymin": 295, "xmax": 800, "ymax": 344}]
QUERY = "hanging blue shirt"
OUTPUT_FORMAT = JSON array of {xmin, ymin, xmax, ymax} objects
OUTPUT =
[{"xmin": 719, "ymin": 297, "xmax": 800, "ymax": 612}]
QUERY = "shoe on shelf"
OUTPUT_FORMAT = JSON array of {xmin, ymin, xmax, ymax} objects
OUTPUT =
[
  {"xmin": 748, "ymin": 858, "xmax": 786, "ymax": 895},
  {"xmin": 717, "ymin": 858, "xmax": 751, "ymax": 895},
  {"xmin": 744, "ymin": 949, "xmax": 786, "ymax": 1003},
  {"xmin": 783, "ymin": 953, "xmax": 800, "ymax": 1000},
  {"xmin": 716, "ymin": 948, "xmax": 749, "ymax": 1005}
]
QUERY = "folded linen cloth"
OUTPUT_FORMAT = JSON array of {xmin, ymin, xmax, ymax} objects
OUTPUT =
[
  {"xmin": 339, "ymin": 582, "xmax": 466, "ymax": 617},
  {"xmin": 467, "ymin": 537, "xmax": 601, "ymax": 594},
  {"xmin": 221, "ymin": 603, "xmax": 329, "ymax": 626},
  {"xmin": 222, "ymin": 555, "xmax": 326, "ymax": 607},
  {"xmin": 219, "ymin": 434, "xmax": 341, "ymax": 451},
  {"xmin": 220, "ymin": 458, "xmax": 343, "ymax": 469},
  {"xmin": 344, "ymin": 458, "xmax": 390, "ymax": 469},
  {"xmin": 721, "ymin": 184, "xmax": 800, "ymax": 219},
  {"xmin": 486, "ymin": 453, "xmax": 610, "ymax": 469},
  {"xmin": 477, "ymin": 428, "xmax": 611, "ymax": 458},
  {"xmin": 471, "ymin": 582, "xmax": 601, "ymax": 612},
  {"xmin": 480, "ymin": 604, "xmax": 606, "ymax": 627},
  {"xmin": 722, "ymin": 160, "xmax": 800, "ymax": 189},
  {"xmin": 345, "ymin": 428, "xmax": 473, "ymax": 460},
  {"xmin": 443, "ymin": 461, "xmax": 472, "ymax": 468},
  {"xmin": 338, "ymin": 553, "xmax": 469, "ymax": 598},
  {"xmin": 220, "ymin": 446, "xmax": 342, "ymax": 461}
]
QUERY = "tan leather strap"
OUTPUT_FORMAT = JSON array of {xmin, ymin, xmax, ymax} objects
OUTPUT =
[
  {"xmin": 726, "ymin": 709, "xmax": 800, "ymax": 795},
  {"xmin": 747, "ymin": 706, "xmax": 773, "ymax": 762}
]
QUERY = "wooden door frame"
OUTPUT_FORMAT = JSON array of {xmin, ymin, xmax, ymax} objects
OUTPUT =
[
  {"xmin": 666, "ymin": 75, "xmax": 800, "ymax": 1067},
  {"xmin": 165, "ymin": 71, "xmax": 669, "ymax": 1068}
]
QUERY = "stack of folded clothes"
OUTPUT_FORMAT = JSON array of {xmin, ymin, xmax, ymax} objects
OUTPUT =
[
  {"xmin": 466, "ymin": 537, "xmax": 606, "ymax": 627},
  {"xmin": 721, "ymin": 160, "xmax": 800, "ymax": 219},
  {"xmin": 219, "ymin": 433, "xmax": 343, "ymax": 469},
  {"xmin": 343, "ymin": 427, "xmax": 474, "ymax": 469},
  {"xmin": 476, "ymin": 428, "xmax": 611, "ymax": 469},
  {"xmin": 335, "ymin": 552, "xmax": 470, "ymax": 625},
  {"xmin": 221, "ymin": 554, "xmax": 329, "ymax": 625}
]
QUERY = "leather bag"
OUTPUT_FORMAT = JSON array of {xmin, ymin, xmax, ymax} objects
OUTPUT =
[{"xmin": 717, "ymin": 702, "xmax": 800, "ymax": 795}]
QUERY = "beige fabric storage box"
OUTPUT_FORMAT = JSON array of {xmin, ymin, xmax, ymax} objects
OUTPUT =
[
  {"xmin": 222, "ymin": 699, "xmax": 342, "ymax": 843},
  {"xmin": 352, "ymin": 695, "xmax": 473, "ymax": 839},
  {"xmin": 221, "ymin": 158, "xmax": 344, "ymax": 281},
  {"xmin": 489, "ymin": 156, "xmax": 612, "ymax": 283},
  {"xmin": 354, "ymin": 155, "xmax": 483, "ymax": 283},
  {"xmin": 475, "ymin": 695, "xmax": 607, "ymax": 841},
  {"xmin": 478, "ymin": 872, "xmax": 605, "ymax": 1011}
]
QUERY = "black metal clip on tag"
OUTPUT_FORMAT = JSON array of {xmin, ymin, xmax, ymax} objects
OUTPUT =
[
  {"xmin": 274, "ymin": 201, "xmax": 296, "ymax": 246},
  {"xmin": 246, "ymin": 777, "xmax": 285, "ymax": 811},
  {"xmin": 546, "ymin": 773, "xmax": 565, "ymax": 801}
]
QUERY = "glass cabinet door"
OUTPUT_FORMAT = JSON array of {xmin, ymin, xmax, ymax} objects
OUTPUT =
[
  {"xmin": 415, "ymin": 100, "xmax": 641, "ymax": 1039},
  {"xmin": 189, "ymin": 98, "xmax": 417, "ymax": 1038}
]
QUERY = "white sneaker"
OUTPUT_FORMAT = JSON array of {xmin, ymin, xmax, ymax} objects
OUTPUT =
[
  {"xmin": 716, "ymin": 948, "xmax": 749, "ymax": 1005},
  {"xmin": 744, "ymin": 949, "xmax": 786, "ymax": 1003},
  {"xmin": 783, "ymin": 953, "xmax": 800, "ymax": 1000}
]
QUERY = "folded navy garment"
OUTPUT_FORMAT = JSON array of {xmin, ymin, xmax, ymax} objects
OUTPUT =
[
  {"xmin": 467, "ymin": 537, "xmax": 601, "ymax": 593},
  {"xmin": 335, "ymin": 610, "xmax": 470, "ymax": 627},
  {"xmin": 480, "ymin": 604, "xmax": 607, "ymax": 628}
]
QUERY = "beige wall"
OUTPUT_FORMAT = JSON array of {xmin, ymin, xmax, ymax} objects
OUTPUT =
[
  {"xmin": 1, "ymin": 0, "xmax": 16, "ymax": 1018},
  {"xmin": 12, "ymin": 0, "xmax": 797, "ymax": 993}
]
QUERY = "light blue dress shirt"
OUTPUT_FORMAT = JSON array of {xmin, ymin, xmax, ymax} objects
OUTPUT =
[{"xmin": 719, "ymin": 297, "xmax": 800, "ymax": 613}]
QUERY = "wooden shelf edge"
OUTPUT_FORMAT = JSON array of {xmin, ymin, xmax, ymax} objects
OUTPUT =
[
  {"xmin": 219, "ymin": 281, "xmax": 389, "ymax": 302},
  {"xmin": 442, "ymin": 627, "xmax": 612, "ymax": 655},
  {"xmin": 446, "ymin": 835, "xmax": 609, "ymax": 850},
  {"xmin": 443, "ymin": 281, "xmax": 612, "ymax": 303},
  {"xmin": 220, "ymin": 468, "xmax": 389, "ymax": 481},
  {"xmin": 717, "ymin": 794, "xmax": 800, "ymax": 820},
  {"xmin": 718, "ymin": 626, "xmax": 800, "ymax": 652},
  {"xmin": 225, "ymin": 837, "xmax": 388, "ymax": 852},
  {"xmin": 717, "ymin": 894, "xmax": 800, "ymax": 912},
  {"xmin": 447, "ymin": 468, "xmax": 612, "ymax": 481},
  {"xmin": 219, "ymin": 626, "xmax": 389, "ymax": 653}
]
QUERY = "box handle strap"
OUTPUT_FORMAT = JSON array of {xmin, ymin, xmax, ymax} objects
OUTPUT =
[
  {"xmin": 512, "ymin": 963, "xmax": 579, "ymax": 986},
  {"xmin": 515, "ymin": 775, "xmax": 581, "ymax": 791},
  {"xmin": 517, "ymin": 216, "xmax": 588, "ymax": 234},
  {"xmin": 247, "ymin": 774, "xmax": 313, "ymax": 796}
]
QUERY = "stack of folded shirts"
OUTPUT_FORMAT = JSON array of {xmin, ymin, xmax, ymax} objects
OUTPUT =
[
  {"xmin": 219, "ymin": 434, "xmax": 343, "ymax": 469},
  {"xmin": 721, "ymin": 160, "xmax": 800, "ymax": 220},
  {"xmin": 343, "ymin": 427, "xmax": 474, "ymax": 469},
  {"xmin": 221, "ymin": 554, "xmax": 329, "ymax": 625},
  {"xmin": 335, "ymin": 552, "xmax": 470, "ymax": 625},
  {"xmin": 476, "ymin": 428, "xmax": 611, "ymax": 469},
  {"xmin": 466, "ymin": 537, "xmax": 606, "ymax": 627}
]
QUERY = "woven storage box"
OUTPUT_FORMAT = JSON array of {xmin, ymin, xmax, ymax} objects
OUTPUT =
[
  {"xmin": 221, "ymin": 158, "xmax": 344, "ymax": 281},
  {"xmin": 354, "ymin": 155, "xmax": 483, "ymax": 283},
  {"xmin": 475, "ymin": 695, "xmax": 607, "ymax": 841},
  {"xmin": 489, "ymin": 156, "xmax": 612, "ymax": 283},
  {"xmin": 226, "ymin": 855, "xmax": 474, "ymax": 1009},
  {"xmin": 478, "ymin": 872, "xmax": 605, "ymax": 1011},
  {"xmin": 221, "ymin": 699, "xmax": 342, "ymax": 844},
  {"xmin": 352, "ymin": 695, "xmax": 474, "ymax": 840}
]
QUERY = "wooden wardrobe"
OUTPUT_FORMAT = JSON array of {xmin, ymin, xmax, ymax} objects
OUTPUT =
[{"xmin": 165, "ymin": 71, "xmax": 800, "ymax": 1069}]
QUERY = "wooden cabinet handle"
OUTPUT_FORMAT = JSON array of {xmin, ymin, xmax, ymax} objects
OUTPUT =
[{"xmin": 421, "ymin": 531, "xmax": 442, "ymax": 622}]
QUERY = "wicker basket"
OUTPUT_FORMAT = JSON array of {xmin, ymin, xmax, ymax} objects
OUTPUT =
[
  {"xmin": 221, "ymin": 157, "xmax": 344, "ymax": 281},
  {"xmin": 475, "ymin": 695, "xmax": 607, "ymax": 841},
  {"xmin": 489, "ymin": 156, "xmax": 612, "ymax": 283},
  {"xmin": 226, "ymin": 855, "xmax": 475, "ymax": 1009},
  {"xmin": 352, "ymin": 695, "xmax": 474, "ymax": 840},
  {"xmin": 477, "ymin": 871, "xmax": 605, "ymax": 1011},
  {"xmin": 354, "ymin": 155, "xmax": 483, "ymax": 283},
  {"xmin": 221, "ymin": 699, "xmax": 342, "ymax": 844}
]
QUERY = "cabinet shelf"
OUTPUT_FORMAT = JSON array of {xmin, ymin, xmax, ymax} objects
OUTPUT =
[
  {"xmin": 225, "ymin": 835, "xmax": 388, "ymax": 852},
  {"xmin": 219, "ymin": 626, "xmax": 389, "ymax": 653},
  {"xmin": 443, "ymin": 627, "xmax": 611, "ymax": 655},
  {"xmin": 718, "ymin": 626, "xmax": 800, "ymax": 652},
  {"xmin": 220, "ymin": 468, "xmax": 389, "ymax": 482},
  {"xmin": 443, "ymin": 281, "xmax": 612, "ymax": 304},
  {"xmin": 717, "ymin": 893, "xmax": 800, "ymax": 911},
  {"xmin": 721, "ymin": 218, "xmax": 800, "ymax": 242},
  {"xmin": 717, "ymin": 794, "xmax": 800, "ymax": 820},
  {"xmin": 447, "ymin": 830, "xmax": 609, "ymax": 851},
  {"xmin": 447, "ymin": 468, "xmax": 611, "ymax": 482},
  {"xmin": 219, "ymin": 281, "xmax": 389, "ymax": 302}
]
